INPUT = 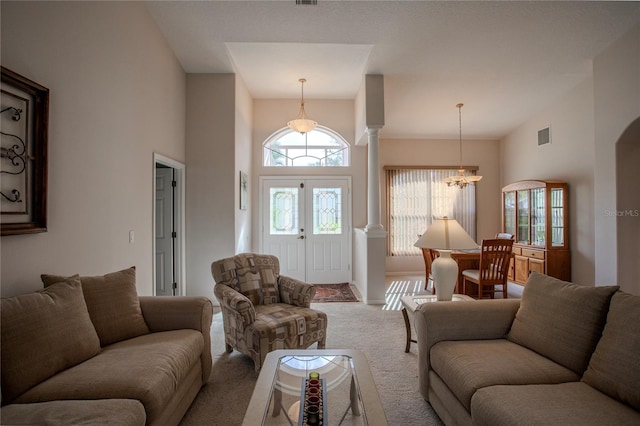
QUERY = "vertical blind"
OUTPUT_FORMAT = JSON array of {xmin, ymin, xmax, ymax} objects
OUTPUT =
[{"xmin": 385, "ymin": 168, "xmax": 477, "ymax": 256}]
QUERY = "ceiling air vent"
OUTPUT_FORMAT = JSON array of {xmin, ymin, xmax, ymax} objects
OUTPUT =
[
  {"xmin": 296, "ymin": 0, "xmax": 317, "ymax": 5},
  {"xmin": 538, "ymin": 126, "xmax": 551, "ymax": 146}
]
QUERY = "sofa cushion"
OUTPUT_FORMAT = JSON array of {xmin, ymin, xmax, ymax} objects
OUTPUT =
[
  {"xmin": 14, "ymin": 329, "xmax": 204, "ymax": 424},
  {"xmin": 471, "ymin": 382, "xmax": 640, "ymax": 426},
  {"xmin": 430, "ymin": 339, "xmax": 579, "ymax": 411},
  {"xmin": 42, "ymin": 267, "xmax": 150, "ymax": 346},
  {"xmin": 1, "ymin": 279, "xmax": 101, "ymax": 404},
  {"xmin": 507, "ymin": 272, "xmax": 618, "ymax": 374},
  {"xmin": 211, "ymin": 254, "xmax": 281, "ymax": 306},
  {"xmin": 0, "ymin": 399, "xmax": 146, "ymax": 426},
  {"xmin": 582, "ymin": 291, "xmax": 640, "ymax": 411}
]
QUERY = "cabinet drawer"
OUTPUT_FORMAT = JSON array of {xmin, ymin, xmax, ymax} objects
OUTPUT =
[
  {"xmin": 512, "ymin": 247, "xmax": 522, "ymax": 256},
  {"xmin": 522, "ymin": 248, "xmax": 545, "ymax": 260}
]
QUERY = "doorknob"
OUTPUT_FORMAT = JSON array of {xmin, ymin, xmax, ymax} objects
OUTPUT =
[{"xmin": 298, "ymin": 235, "xmax": 305, "ymax": 239}]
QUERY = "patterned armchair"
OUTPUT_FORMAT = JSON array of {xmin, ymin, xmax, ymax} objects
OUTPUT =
[{"xmin": 211, "ymin": 253, "xmax": 327, "ymax": 371}]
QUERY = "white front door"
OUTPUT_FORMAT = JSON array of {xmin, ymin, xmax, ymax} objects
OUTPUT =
[{"xmin": 262, "ymin": 177, "xmax": 351, "ymax": 284}]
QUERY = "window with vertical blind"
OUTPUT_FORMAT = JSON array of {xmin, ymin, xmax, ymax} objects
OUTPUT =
[{"xmin": 385, "ymin": 167, "xmax": 477, "ymax": 256}]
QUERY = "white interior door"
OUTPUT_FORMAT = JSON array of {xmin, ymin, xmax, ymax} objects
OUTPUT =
[
  {"xmin": 155, "ymin": 167, "xmax": 175, "ymax": 296},
  {"xmin": 262, "ymin": 177, "xmax": 351, "ymax": 284}
]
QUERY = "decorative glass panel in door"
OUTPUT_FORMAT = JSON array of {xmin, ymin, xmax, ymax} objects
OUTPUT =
[
  {"xmin": 530, "ymin": 188, "xmax": 545, "ymax": 246},
  {"xmin": 313, "ymin": 188, "xmax": 342, "ymax": 234},
  {"xmin": 517, "ymin": 190, "xmax": 530, "ymax": 244},
  {"xmin": 503, "ymin": 191, "xmax": 516, "ymax": 236},
  {"xmin": 270, "ymin": 188, "xmax": 299, "ymax": 235},
  {"xmin": 551, "ymin": 188, "xmax": 564, "ymax": 246}
]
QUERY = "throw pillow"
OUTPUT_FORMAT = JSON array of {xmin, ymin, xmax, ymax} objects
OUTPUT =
[
  {"xmin": 1, "ymin": 279, "xmax": 101, "ymax": 404},
  {"xmin": 42, "ymin": 267, "xmax": 149, "ymax": 346},
  {"xmin": 582, "ymin": 291, "xmax": 640, "ymax": 410},
  {"xmin": 507, "ymin": 272, "xmax": 618, "ymax": 375}
]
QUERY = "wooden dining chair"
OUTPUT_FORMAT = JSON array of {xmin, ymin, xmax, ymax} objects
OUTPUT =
[
  {"xmin": 421, "ymin": 248, "xmax": 439, "ymax": 293},
  {"xmin": 495, "ymin": 232, "xmax": 515, "ymax": 240},
  {"xmin": 462, "ymin": 238, "xmax": 514, "ymax": 299}
]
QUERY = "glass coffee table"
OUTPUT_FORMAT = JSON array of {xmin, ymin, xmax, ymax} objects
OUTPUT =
[
  {"xmin": 400, "ymin": 294, "xmax": 474, "ymax": 352},
  {"xmin": 243, "ymin": 349, "xmax": 388, "ymax": 426}
]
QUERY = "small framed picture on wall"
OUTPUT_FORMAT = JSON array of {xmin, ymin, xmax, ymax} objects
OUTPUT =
[{"xmin": 239, "ymin": 171, "xmax": 248, "ymax": 210}]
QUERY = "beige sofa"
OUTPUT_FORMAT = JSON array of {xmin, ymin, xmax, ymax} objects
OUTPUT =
[
  {"xmin": 1, "ymin": 267, "xmax": 213, "ymax": 426},
  {"xmin": 415, "ymin": 272, "xmax": 640, "ymax": 425}
]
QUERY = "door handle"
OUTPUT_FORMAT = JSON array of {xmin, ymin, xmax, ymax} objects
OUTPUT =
[{"xmin": 298, "ymin": 235, "xmax": 305, "ymax": 239}]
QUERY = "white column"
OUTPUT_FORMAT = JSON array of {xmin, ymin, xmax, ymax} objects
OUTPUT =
[{"xmin": 365, "ymin": 126, "xmax": 384, "ymax": 233}]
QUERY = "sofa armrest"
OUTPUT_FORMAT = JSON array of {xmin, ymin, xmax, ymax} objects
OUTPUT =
[
  {"xmin": 278, "ymin": 275, "xmax": 316, "ymax": 307},
  {"xmin": 414, "ymin": 299, "xmax": 520, "ymax": 400},
  {"xmin": 139, "ymin": 296, "xmax": 213, "ymax": 383}
]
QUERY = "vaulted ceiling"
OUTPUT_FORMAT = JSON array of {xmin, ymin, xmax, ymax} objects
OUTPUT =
[{"xmin": 146, "ymin": 1, "xmax": 639, "ymax": 139}]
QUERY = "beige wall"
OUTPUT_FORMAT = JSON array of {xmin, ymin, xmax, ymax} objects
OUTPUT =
[
  {"xmin": 251, "ymin": 99, "xmax": 368, "ymax": 253},
  {"xmin": 381, "ymin": 138, "xmax": 502, "ymax": 273},
  {"xmin": 1, "ymin": 1, "xmax": 186, "ymax": 297},
  {"xmin": 594, "ymin": 23, "xmax": 640, "ymax": 291},
  {"xmin": 235, "ymin": 75, "xmax": 253, "ymax": 253},
  {"xmin": 500, "ymin": 22, "xmax": 640, "ymax": 292},
  {"xmin": 185, "ymin": 74, "xmax": 236, "ymax": 299},
  {"xmin": 500, "ymin": 77, "xmax": 596, "ymax": 285}
]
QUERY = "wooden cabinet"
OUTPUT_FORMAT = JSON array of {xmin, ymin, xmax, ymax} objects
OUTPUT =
[{"xmin": 502, "ymin": 180, "xmax": 571, "ymax": 285}]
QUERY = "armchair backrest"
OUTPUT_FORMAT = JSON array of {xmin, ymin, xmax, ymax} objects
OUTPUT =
[{"xmin": 211, "ymin": 253, "xmax": 281, "ymax": 306}]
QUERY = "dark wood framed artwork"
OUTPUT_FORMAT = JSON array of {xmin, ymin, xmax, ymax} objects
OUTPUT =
[{"xmin": 1, "ymin": 67, "xmax": 49, "ymax": 236}]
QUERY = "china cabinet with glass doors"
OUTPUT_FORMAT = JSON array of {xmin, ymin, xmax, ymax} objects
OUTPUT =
[{"xmin": 502, "ymin": 180, "xmax": 570, "ymax": 285}]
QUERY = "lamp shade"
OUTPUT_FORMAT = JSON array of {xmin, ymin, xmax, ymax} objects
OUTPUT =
[
  {"xmin": 414, "ymin": 217, "xmax": 477, "ymax": 250},
  {"xmin": 287, "ymin": 117, "xmax": 317, "ymax": 134}
]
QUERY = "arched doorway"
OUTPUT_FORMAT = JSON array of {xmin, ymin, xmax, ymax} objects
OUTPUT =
[{"xmin": 616, "ymin": 116, "xmax": 640, "ymax": 294}]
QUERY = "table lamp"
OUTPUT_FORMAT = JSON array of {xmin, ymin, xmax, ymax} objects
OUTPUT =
[{"xmin": 414, "ymin": 217, "xmax": 478, "ymax": 301}]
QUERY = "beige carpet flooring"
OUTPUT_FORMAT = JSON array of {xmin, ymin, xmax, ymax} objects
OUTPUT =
[{"xmin": 179, "ymin": 301, "xmax": 444, "ymax": 426}]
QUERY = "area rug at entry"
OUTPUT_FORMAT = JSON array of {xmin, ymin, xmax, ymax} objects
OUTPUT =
[{"xmin": 312, "ymin": 283, "xmax": 358, "ymax": 302}]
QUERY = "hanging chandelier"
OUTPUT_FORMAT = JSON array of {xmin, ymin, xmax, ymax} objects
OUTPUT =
[
  {"xmin": 444, "ymin": 103, "xmax": 482, "ymax": 188},
  {"xmin": 287, "ymin": 78, "xmax": 317, "ymax": 134}
]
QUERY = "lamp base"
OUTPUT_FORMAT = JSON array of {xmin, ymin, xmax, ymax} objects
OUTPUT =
[{"xmin": 431, "ymin": 250, "xmax": 458, "ymax": 301}]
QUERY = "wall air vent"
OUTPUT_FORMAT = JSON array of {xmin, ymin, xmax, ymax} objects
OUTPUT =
[
  {"xmin": 538, "ymin": 126, "xmax": 551, "ymax": 146},
  {"xmin": 296, "ymin": 0, "xmax": 317, "ymax": 5}
]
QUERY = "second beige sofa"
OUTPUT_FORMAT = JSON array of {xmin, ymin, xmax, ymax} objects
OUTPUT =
[{"xmin": 415, "ymin": 272, "xmax": 640, "ymax": 425}]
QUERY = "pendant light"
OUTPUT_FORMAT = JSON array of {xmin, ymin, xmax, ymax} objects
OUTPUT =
[
  {"xmin": 287, "ymin": 78, "xmax": 317, "ymax": 134},
  {"xmin": 444, "ymin": 103, "xmax": 482, "ymax": 188}
]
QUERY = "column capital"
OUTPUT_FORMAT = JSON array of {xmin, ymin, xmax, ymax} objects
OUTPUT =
[{"xmin": 364, "ymin": 224, "xmax": 387, "ymax": 237}]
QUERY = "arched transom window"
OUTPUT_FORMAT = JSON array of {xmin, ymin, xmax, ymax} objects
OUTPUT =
[{"xmin": 263, "ymin": 126, "xmax": 350, "ymax": 167}]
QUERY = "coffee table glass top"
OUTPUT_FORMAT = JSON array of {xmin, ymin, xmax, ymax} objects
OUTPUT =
[
  {"xmin": 243, "ymin": 349, "xmax": 388, "ymax": 426},
  {"xmin": 410, "ymin": 294, "xmax": 474, "ymax": 305}
]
